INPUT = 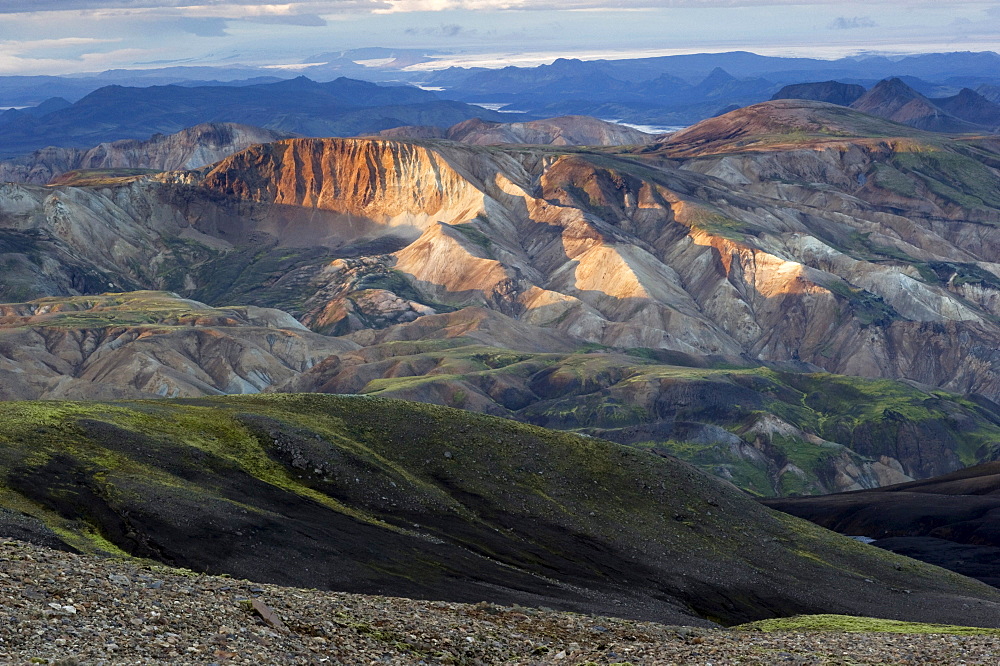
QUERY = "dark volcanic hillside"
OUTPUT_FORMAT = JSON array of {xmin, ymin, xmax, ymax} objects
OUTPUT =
[
  {"xmin": 935, "ymin": 88, "xmax": 1000, "ymax": 128},
  {"xmin": 765, "ymin": 463, "xmax": 1000, "ymax": 587},
  {"xmin": 4, "ymin": 393, "xmax": 1000, "ymax": 628},
  {"xmin": 0, "ymin": 76, "xmax": 515, "ymax": 158}
]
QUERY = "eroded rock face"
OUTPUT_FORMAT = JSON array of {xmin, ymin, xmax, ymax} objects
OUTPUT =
[
  {"xmin": 7, "ymin": 124, "xmax": 1000, "ymax": 405},
  {"xmin": 0, "ymin": 292, "xmax": 356, "ymax": 399}
]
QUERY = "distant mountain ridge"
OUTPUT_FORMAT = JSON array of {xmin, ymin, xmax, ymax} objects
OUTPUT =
[
  {"xmin": 0, "ymin": 76, "xmax": 518, "ymax": 158},
  {"xmin": 773, "ymin": 77, "xmax": 1000, "ymax": 133},
  {"xmin": 771, "ymin": 81, "xmax": 867, "ymax": 106},
  {"xmin": 849, "ymin": 78, "xmax": 985, "ymax": 133},
  {"xmin": 0, "ymin": 122, "xmax": 291, "ymax": 185},
  {"xmin": 419, "ymin": 51, "xmax": 1000, "ymax": 126},
  {"xmin": 2, "ymin": 50, "xmax": 1000, "ymax": 133},
  {"xmin": 375, "ymin": 115, "xmax": 656, "ymax": 146}
]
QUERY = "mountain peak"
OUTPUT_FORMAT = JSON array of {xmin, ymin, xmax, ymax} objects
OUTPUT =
[
  {"xmin": 935, "ymin": 87, "xmax": 1000, "ymax": 127},
  {"xmin": 852, "ymin": 77, "xmax": 982, "ymax": 132},
  {"xmin": 700, "ymin": 67, "xmax": 737, "ymax": 87},
  {"xmin": 658, "ymin": 98, "xmax": 925, "ymax": 156}
]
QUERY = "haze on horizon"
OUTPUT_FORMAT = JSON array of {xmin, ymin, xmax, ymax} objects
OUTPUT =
[{"xmin": 0, "ymin": 0, "xmax": 998, "ymax": 76}]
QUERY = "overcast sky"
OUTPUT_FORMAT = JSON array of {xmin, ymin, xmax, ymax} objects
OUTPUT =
[{"xmin": 0, "ymin": 0, "xmax": 998, "ymax": 75}]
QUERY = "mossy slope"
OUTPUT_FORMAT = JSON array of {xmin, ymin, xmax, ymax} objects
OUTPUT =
[
  {"xmin": 3, "ymin": 394, "xmax": 1000, "ymax": 627},
  {"xmin": 737, "ymin": 614, "xmax": 1000, "ymax": 635}
]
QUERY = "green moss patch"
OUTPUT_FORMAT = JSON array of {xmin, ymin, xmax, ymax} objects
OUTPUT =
[{"xmin": 736, "ymin": 614, "xmax": 1000, "ymax": 635}]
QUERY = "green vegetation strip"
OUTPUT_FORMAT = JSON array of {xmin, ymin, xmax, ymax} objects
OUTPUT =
[{"xmin": 736, "ymin": 614, "xmax": 1000, "ymax": 636}]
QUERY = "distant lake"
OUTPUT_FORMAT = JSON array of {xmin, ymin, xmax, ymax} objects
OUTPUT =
[
  {"xmin": 470, "ymin": 102, "xmax": 527, "ymax": 114},
  {"xmin": 605, "ymin": 120, "xmax": 688, "ymax": 134}
]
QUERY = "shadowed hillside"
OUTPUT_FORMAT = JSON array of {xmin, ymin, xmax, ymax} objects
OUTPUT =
[
  {"xmin": 766, "ymin": 462, "xmax": 1000, "ymax": 587},
  {"xmin": 4, "ymin": 393, "xmax": 1000, "ymax": 628}
]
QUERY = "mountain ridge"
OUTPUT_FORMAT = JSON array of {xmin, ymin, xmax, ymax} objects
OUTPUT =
[{"xmin": 0, "ymin": 76, "xmax": 519, "ymax": 158}]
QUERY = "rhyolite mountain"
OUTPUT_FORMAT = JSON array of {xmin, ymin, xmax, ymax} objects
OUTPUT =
[
  {"xmin": 374, "ymin": 115, "xmax": 656, "ymax": 146},
  {"xmin": 4, "ymin": 393, "xmax": 1000, "ymax": 628},
  {"xmin": 765, "ymin": 462, "xmax": 1000, "ymax": 588},
  {"xmin": 6, "ymin": 101, "xmax": 1000, "ymax": 495},
  {"xmin": 0, "ymin": 76, "xmax": 518, "ymax": 158},
  {"xmin": 0, "ymin": 123, "xmax": 291, "ymax": 185}
]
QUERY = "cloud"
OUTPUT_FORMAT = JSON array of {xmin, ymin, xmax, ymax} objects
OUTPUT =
[
  {"xmin": 0, "ymin": 45, "xmax": 161, "ymax": 75},
  {"xmin": 176, "ymin": 17, "xmax": 229, "ymax": 36},
  {"xmin": 374, "ymin": 0, "xmax": 1000, "ymax": 13},
  {"xmin": 0, "ymin": 37, "xmax": 119, "ymax": 52},
  {"xmin": 0, "ymin": 1, "xmax": 385, "ymax": 13},
  {"xmin": 404, "ymin": 23, "xmax": 476, "ymax": 36},
  {"xmin": 828, "ymin": 16, "xmax": 877, "ymax": 29},
  {"xmin": 1, "ymin": 0, "xmax": 992, "ymax": 14},
  {"xmin": 242, "ymin": 13, "xmax": 328, "ymax": 25}
]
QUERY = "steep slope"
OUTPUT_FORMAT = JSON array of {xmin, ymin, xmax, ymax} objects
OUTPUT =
[
  {"xmin": 771, "ymin": 81, "xmax": 866, "ymax": 106},
  {"xmin": 0, "ymin": 123, "xmax": 291, "ymax": 185},
  {"xmin": 849, "ymin": 78, "xmax": 982, "ymax": 133},
  {"xmin": 979, "ymin": 84, "xmax": 1000, "ymax": 104},
  {"xmin": 764, "ymin": 462, "xmax": 1000, "ymax": 587},
  {"xmin": 377, "ymin": 115, "xmax": 656, "ymax": 146},
  {"xmin": 3, "ymin": 393, "xmax": 1000, "ymax": 627},
  {"xmin": 0, "ymin": 291, "xmax": 356, "ymax": 399}
]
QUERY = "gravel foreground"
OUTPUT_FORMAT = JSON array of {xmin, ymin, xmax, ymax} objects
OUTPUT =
[{"xmin": 2, "ymin": 540, "xmax": 1000, "ymax": 665}]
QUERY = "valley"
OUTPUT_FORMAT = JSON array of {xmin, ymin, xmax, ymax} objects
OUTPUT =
[{"xmin": 4, "ymin": 104, "xmax": 1000, "ymax": 494}]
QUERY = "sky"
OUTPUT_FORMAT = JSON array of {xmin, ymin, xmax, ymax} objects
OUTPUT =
[{"xmin": 0, "ymin": 1, "xmax": 998, "ymax": 75}]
